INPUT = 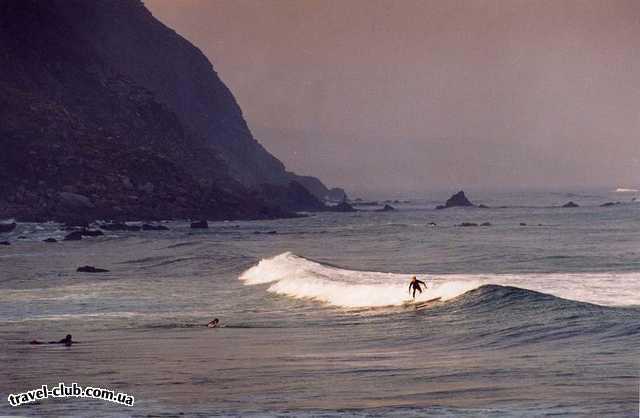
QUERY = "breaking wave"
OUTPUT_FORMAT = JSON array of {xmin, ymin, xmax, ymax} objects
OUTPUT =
[{"xmin": 239, "ymin": 252, "xmax": 640, "ymax": 308}]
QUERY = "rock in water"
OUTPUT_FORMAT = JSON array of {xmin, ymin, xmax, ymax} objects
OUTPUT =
[
  {"xmin": 459, "ymin": 222, "xmax": 478, "ymax": 227},
  {"xmin": 0, "ymin": 241, "xmax": 10, "ymax": 245},
  {"xmin": 437, "ymin": 191, "xmax": 474, "ymax": 209},
  {"xmin": 0, "ymin": 222, "xmax": 17, "ymax": 233},
  {"xmin": 43, "ymin": 238, "xmax": 57, "ymax": 243},
  {"xmin": 562, "ymin": 201, "xmax": 579, "ymax": 208},
  {"xmin": 480, "ymin": 222, "xmax": 492, "ymax": 226},
  {"xmin": 77, "ymin": 266, "xmax": 109, "ymax": 273},
  {"xmin": 190, "ymin": 220, "xmax": 209, "ymax": 229}
]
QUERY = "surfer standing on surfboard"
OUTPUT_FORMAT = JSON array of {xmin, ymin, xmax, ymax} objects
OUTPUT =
[{"xmin": 409, "ymin": 276, "xmax": 427, "ymax": 299}]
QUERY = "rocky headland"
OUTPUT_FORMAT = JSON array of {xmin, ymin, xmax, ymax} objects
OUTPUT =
[{"xmin": 0, "ymin": 0, "xmax": 340, "ymax": 222}]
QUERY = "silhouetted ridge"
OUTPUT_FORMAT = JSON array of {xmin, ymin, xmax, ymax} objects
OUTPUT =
[
  {"xmin": 51, "ymin": 0, "xmax": 335, "ymax": 197},
  {"xmin": 0, "ymin": 0, "xmax": 328, "ymax": 221}
]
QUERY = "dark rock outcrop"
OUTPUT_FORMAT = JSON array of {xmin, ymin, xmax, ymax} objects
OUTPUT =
[
  {"xmin": 77, "ymin": 265, "xmax": 109, "ymax": 273},
  {"xmin": 43, "ymin": 238, "xmax": 58, "ymax": 243},
  {"xmin": 49, "ymin": 0, "xmax": 337, "ymax": 202},
  {"xmin": 190, "ymin": 220, "xmax": 209, "ymax": 229},
  {"xmin": 562, "ymin": 201, "xmax": 579, "ymax": 208},
  {"xmin": 600, "ymin": 202, "xmax": 620, "ymax": 207},
  {"xmin": 459, "ymin": 222, "xmax": 478, "ymax": 227},
  {"xmin": 437, "ymin": 191, "xmax": 474, "ymax": 209},
  {"xmin": 480, "ymin": 222, "xmax": 492, "ymax": 226},
  {"xmin": 0, "ymin": 1, "xmax": 324, "ymax": 222},
  {"xmin": 0, "ymin": 241, "xmax": 10, "ymax": 245}
]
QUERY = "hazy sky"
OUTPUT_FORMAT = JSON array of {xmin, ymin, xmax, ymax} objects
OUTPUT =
[{"xmin": 145, "ymin": 0, "xmax": 639, "ymax": 195}]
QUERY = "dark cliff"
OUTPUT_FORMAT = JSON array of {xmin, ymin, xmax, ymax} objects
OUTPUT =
[
  {"xmin": 0, "ymin": 0, "xmax": 331, "ymax": 221},
  {"xmin": 0, "ymin": 0, "xmax": 290, "ymax": 221},
  {"xmin": 51, "ymin": 0, "xmax": 332, "ymax": 193}
]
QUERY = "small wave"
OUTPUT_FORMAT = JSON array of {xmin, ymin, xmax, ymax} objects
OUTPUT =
[
  {"xmin": 118, "ymin": 255, "xmax": 170, "ymax": 265},
  {"xmin": 239, "ymin": 252, "xmax": 640, "ymax": 308},
  {"xmin": 1, "ymin": 311, "xmax": 147, "ymax": 323},
  {"xmin": 147, "ymin": 256, "xmax": 205, "ymax": 268},
  {"xmin": 166, "ymin": 241, "xmax": 201, "ymax": 249},
  {"xmin": 614, "ymin": 187, "xmax": 638, "ymax": 192}
]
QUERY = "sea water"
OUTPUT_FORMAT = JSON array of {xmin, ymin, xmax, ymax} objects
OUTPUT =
[{"xmin": 0, "ymin": 189, "xmax": 638, "ymax": 416}]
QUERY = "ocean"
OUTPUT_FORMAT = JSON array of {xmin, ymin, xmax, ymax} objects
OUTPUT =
[{"xmin": 1, "ymin": 189, "xmax": 639, "ymax": 417}]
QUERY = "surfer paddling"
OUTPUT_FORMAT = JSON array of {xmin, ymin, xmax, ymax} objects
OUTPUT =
[
  {"xmin": 207, "ymin": 318, "xmax": 220, "ymax": 328},
  {"xmin": 408, "ymin": 276, "xmax": 427, "ymax": 299},
  {"xmin": 29, "ymin": 334, "xmax": 75, "ymax": 346}
]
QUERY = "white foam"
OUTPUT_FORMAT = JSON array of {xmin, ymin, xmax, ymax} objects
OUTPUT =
[
  {"xmin": 239, "ymin": 252, "xmax": 640, "ymax": 308},
  {"xmin": 614, "ymin": 187, "xmax": 638, "ymax": 192}
]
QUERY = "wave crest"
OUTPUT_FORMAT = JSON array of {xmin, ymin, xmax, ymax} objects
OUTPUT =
[
  {"xmin": 240, "ymin": 252, "xmax": 640, "ymax": 308},
  {"xmin": 241, "ymin": 253, "xmax": 484, "ymax": 308}
]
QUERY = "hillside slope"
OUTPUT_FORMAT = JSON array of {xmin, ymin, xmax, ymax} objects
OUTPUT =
[
  {"xmin": 53, "ymin": 0, "xmax": 333, "ymax": 195},
  {"xmin": 0, "ymin": 0, "xmax": 293, "ymax": 222}
]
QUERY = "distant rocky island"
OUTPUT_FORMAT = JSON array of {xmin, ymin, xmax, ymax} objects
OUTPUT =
[
  {"xmin": 0, "ymin": 0, "xmax": 344, "ymax": 223},
  {"xmin": 436, "ymin": 191, "xmax": 475, "ymax": 209}
]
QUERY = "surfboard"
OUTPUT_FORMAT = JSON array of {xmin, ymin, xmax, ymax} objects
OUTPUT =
[{"xmin": 404, "ymin": 297, "xmax": 442, "ymax": 309}]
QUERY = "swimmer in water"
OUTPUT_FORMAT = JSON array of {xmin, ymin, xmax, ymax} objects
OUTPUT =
[
  {"xmin": 30, "ymin": 334, "xmax": 74, "ymax": 346},
  {"xmin": 207, "ymin": 318, "xmax": 220, "ymax": 328},
  {"xmin": 408, "ymin": 276, "xmax": 427, "ymax": 299}
]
